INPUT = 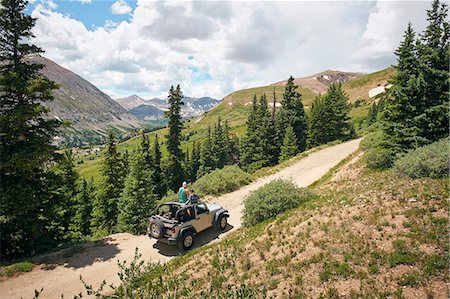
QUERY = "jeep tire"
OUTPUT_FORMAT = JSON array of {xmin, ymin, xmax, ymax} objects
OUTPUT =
[
  {"xmin": 218, "ymin": 214, "xmax": 227, "ymax": 231},
  {"xmin": 179, "ymin": 231, "xmax": 194, "ymax": 251},
  {"xmin": 149, "ymin": 219, "xmax": 164, "ymax": 239}
]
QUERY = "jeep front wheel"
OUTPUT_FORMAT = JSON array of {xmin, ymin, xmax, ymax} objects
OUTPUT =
[
  {"xmin": 218, "ymin": 214, "xmax": 227, "ymax": 231},
  {"xmin": 179, "ymin": 231, "xmax": 194, "ymax": 251}
]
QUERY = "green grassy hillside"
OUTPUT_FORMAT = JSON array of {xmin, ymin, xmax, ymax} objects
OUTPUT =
[{"xmin": 76, "ymin": 67, "xmax": 395, "ymax": 181}]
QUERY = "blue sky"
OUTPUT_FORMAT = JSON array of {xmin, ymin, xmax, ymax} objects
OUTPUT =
[
  {"xmin": 28, "ymin": 0, "xmax": 136, "ymax": 28},
  {"xmin": 29, "ymin": 1, "xmax": 432, "ymax": 99}
]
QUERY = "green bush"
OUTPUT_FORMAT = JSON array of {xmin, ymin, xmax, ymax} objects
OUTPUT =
[
  {"xmin": 394, "ymin": 139, "xmax": 449, "ymax": 179},
  {"xmin": 360, "ymin": 131, "xmax": 386, "ymax": 151},
  {"xmin": 242, "ymin": 179, "xmax": 316, "ymax": 227},
  {"xmin": 193, "ymin": 166, "xmax": 252, "ymax": 196},
  {"xmin": 364, "ymin": 147, "xmax": 394, "ymax": 169},
  {"xmin": 0, "ymin": 261, "xmax": 34, "ymax": 277}
]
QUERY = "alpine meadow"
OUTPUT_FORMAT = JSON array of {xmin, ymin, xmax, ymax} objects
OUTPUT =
[{"xmin": 0, "ymin": 0, "xmax": 448, "ymax": 298}]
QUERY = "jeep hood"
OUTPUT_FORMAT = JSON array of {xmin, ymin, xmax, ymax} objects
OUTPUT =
[{"xmin": 206, "ymin": 203, "xmax": 222, "ymax": 212}]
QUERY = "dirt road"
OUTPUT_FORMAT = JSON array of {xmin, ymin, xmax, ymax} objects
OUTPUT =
[{"xmin": 0, "ymin": 138, "xmax": 361, "ymax": 299}]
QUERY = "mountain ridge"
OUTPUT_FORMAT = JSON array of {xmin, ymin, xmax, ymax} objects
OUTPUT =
[{"xmin": 33, "ymin": 56, "xmax": 141, "ymax": 145}]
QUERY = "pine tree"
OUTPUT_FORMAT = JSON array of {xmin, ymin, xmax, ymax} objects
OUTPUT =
[
  {"xmin": 381, "ymin": 23, "xmax": 424, "ymax": 151},
  {"xmin": 54, "ymin": 149, "xmax": 79, "ymax": 237},
  {"xmin": 140, "ymin": 130, "xmax": 151, "ymax": 167},
  {"xmin": 280, "ymin": 126, "xmax": 299, "ymax": 162},
  {"xmin": 212, "ymin": 117, "xmax": 227, "ymax": 169},
  {"xmin": 223, "ymin": 121, "xmax": 239, "ymax": 165},
  {"xmin": 70, "ymin": 178, "xmax": 94, "ymax": 237},
  {"xmin": 414, "ymin": 0, "xmax": 449, "ymax": 142},
  {"xmin": 323, "ymin": 83, "xmax": 354, "ymax": 141},
  {"xmin": 267, "ymin": 89, "xmax": 279, "ymax": 165},
  {"xmin": 240, "ymin": 95, "xmax": 266, "ymax": 172},
  {"xmin": 190, "ymin": 141, "xmax": 201, "ymax": 182},
  {"xmin": 0, "ymin": 0, "xmax": 62, "ymax": 258},
  {"xmin": 152, "ymin": 134, "xmax": 165, "ymax": 198},
  {"xmin": 164, "ymin": 85, "xmax": 184, "ymax": 191},
  {"xmin": 366, "ymin": 102, "xmax": 378, "ymax": 126},
  {"xmin": 277, "ymin": 76, "xmax": 307, "ymax": 152},
  {"xmin": 198, "ymin": 126, "xmax": 215, "ymax": 177},
  {"xmin": 307, "ymin": 95, "xmax": 331, "ymax": 147},
  {"xmin": 118, "ymin": 150, "xmax": 157, "ymax": 234},
  {"xmin": 91, "ymin": 132, "xmax": 124, "ymax": 233}
]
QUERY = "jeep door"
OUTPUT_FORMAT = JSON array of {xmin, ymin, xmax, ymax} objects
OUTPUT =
[{"xmin": 193, "ymin": 203, "xmax": 212, "ymax": 232}]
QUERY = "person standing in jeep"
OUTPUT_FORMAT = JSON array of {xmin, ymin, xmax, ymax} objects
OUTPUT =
[{"xmin": 179, "ymin": 181, "xmax": 188, "ymax": 203}]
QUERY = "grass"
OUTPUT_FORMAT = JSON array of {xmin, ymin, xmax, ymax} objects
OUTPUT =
[
  {"xmin": 103, "ymin": 149, "xmax": 448, "ymax": 298},
  {"xmin": 0, "ymin": 261, "xmax": 34, "ymax": 277}
]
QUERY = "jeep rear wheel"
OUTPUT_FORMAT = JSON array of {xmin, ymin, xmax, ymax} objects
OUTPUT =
[{"xmin": 179, "ymin": 231, "xmax": 194, "ymax": 251}]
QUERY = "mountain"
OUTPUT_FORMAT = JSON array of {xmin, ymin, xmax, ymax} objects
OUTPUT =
[
  {"xmin": 128, "ymin": 104, "xmax": 165, "ymax": 121},
  {"xmin": 116, "ymin": 96, "xmax": 220, "ymax": 120},
  {"xmin": 33, "ymin": 56, "xmax": 141, "ymax": 145},
  {"xmin": 273, "ymin": 70, "xmax": 363, "ymax": 94},
  {"xmin": 116, "ymin": 95, "xmax": 147, "ymax": 110}
]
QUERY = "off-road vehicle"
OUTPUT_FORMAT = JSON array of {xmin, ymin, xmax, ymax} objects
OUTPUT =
[{"xmin": 147, "ymin": 198, "xmax": 229, "ymax": 250}]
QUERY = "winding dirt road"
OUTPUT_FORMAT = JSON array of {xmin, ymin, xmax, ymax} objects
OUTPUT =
[{"xmin": 0, "ymin": 138, "xmax": 361, "ymax": 299}]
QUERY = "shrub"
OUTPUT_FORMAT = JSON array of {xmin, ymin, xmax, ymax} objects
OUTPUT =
[
  {"xmin": 360, "ymin": 130, "xmax": 386, "ymax": 151},
  {"xmin": 0, "ymin": 261, "xmax": 34, "ymax": 277},
  {"xmin": 394, "ymin": 139, "xmax": 449, "ymax": 179},
  {"xmin": 242, "ymin": 179, "xmax": 316, "ymax": 227},
  {"xmin": 193, "ymin": 166, "xmax": 252, "ymax": 196},
  {"xmin": 364, "ymin": 147, "xmax": 394, "ymax": 169}
]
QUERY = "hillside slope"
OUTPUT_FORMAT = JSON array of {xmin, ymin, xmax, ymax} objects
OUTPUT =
[
  {"xmin": 116, "ymin": 152, "xmax": 448, "ymax": 298},
  {"xmin": 33, "ymin": 56, "xmax": 141, "ymax": 145}
]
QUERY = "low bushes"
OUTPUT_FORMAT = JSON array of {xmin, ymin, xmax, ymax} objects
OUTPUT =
[
  {"xmin": 363, "ymin": 147, "xmax": 395, "ymax": 170},
  {"xmin": 193, "ymin": 166, "xmax": 253, "ymax": 196},
  {"xmin": 394, "ymin": 139, "xmax": 448, "ymax": 179},
  {"xmin": 0, "ymin": 261, "xmax": 34, "ymax": 277},
  {"xmin": 242, "ymin": 179, "xmax": 316, "ymax": 227}
]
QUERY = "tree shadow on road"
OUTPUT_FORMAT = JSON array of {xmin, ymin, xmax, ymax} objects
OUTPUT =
[
  {"xmin": 152, "ymin": 224, "xmax": 234, "ymax": 257},
  {"xmin": 35, "ymin": 237, "xmax": 121, "ymax": 270}
]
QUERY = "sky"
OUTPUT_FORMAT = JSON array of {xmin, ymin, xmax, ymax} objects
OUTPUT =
[{"xmin": 27, "ymin": 0, "xmax": 433, "ymax": 100}]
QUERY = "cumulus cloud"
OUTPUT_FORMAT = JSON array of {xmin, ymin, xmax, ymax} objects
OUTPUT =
[
  {"xmin": 30, "ymin": 1, "xmax": 432, "ymax": 99},
  {"xmin": 79, "ymin": 0, "xmax": 92, "ymax": 4},
  {"xmin": 111, "ymin": 0, "xmax": 132, "ymax": 15}
]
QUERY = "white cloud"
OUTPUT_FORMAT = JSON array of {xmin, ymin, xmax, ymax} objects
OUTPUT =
[
  {"xmin": 30, "ymin": 1, "xmax": 432, "ymax": 100},
  {"xmin": 79, "ymin": 0, "xmax": 92, "ymax": 4},
  {"xmin": 111, "ymin": 0, "xmax": 132, "ymax": 15}
]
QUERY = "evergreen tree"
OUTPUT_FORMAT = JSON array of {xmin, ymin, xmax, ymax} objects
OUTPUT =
[
  {"xmin": 415, "ymin": 0, "xmax": 449, "ymax": 142},
  {"xmin": 54, "ymin": 149, "xmax": 79, "ymax": 237},
  {"xmin": 366, "ymin": 102, "xmax": 378, "ymax": 126},
  {"xmin": 118, "ymin": 150, "xmax": 157, "ymax": 234},
  {"xmin": 223, "ymin": 121, "xmax": 239, "ymax": 165},
  {"xmin": 240, "ymin": 96, "xmax": 266, "ymax": 172},
  {"xmin": 91, "ymin": 132, "xmax": 124, "ymax": 233},
  {"xmin": 211, "ymin": 117, "xmax": 228, "ymax": 169},
  {"xmin": 280, "ymin": 126, "xmax": 299, "ymax": 162},
  {"xmin": 0, "ymin": 0, "xmax": 62, "ymax": 258},
  {"xmin": 70, "ymin": 178, "xmax": 94, "ymax": 237},
  {"xmin": 381, "ymin": 23, "xmax": 424, "ymax": 151},
  {"xmin": 164, "ymin": 85, "xmax": 184, "ymax": 191},
  {"xmin": 190, "ymin": 141, "xmax": 201, "ymax": 182},
  {"xmin": 152, "ymin": 134, "xmax": 165, "ymax": 198},
  {"xmin": 307, "ymin": 95, "xmax": 330, "ymax": 147},
  {"xmin": 277, "ymin": 76, "xmax": 307, "ymax": 152},
  {"xmin": 140, "ymin": 130, "xmax": 151, "ymax": 166},
  {"xmin": 323, "ymin": 83, "xmax": 354, "ymax": 141},
  {"xmin": 198, "ymin": 126, "xmax": 215, "ymax": 177},
  {"xmin": 267, "ymin": 89, "xmax": 279, "ymax": 165}
]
